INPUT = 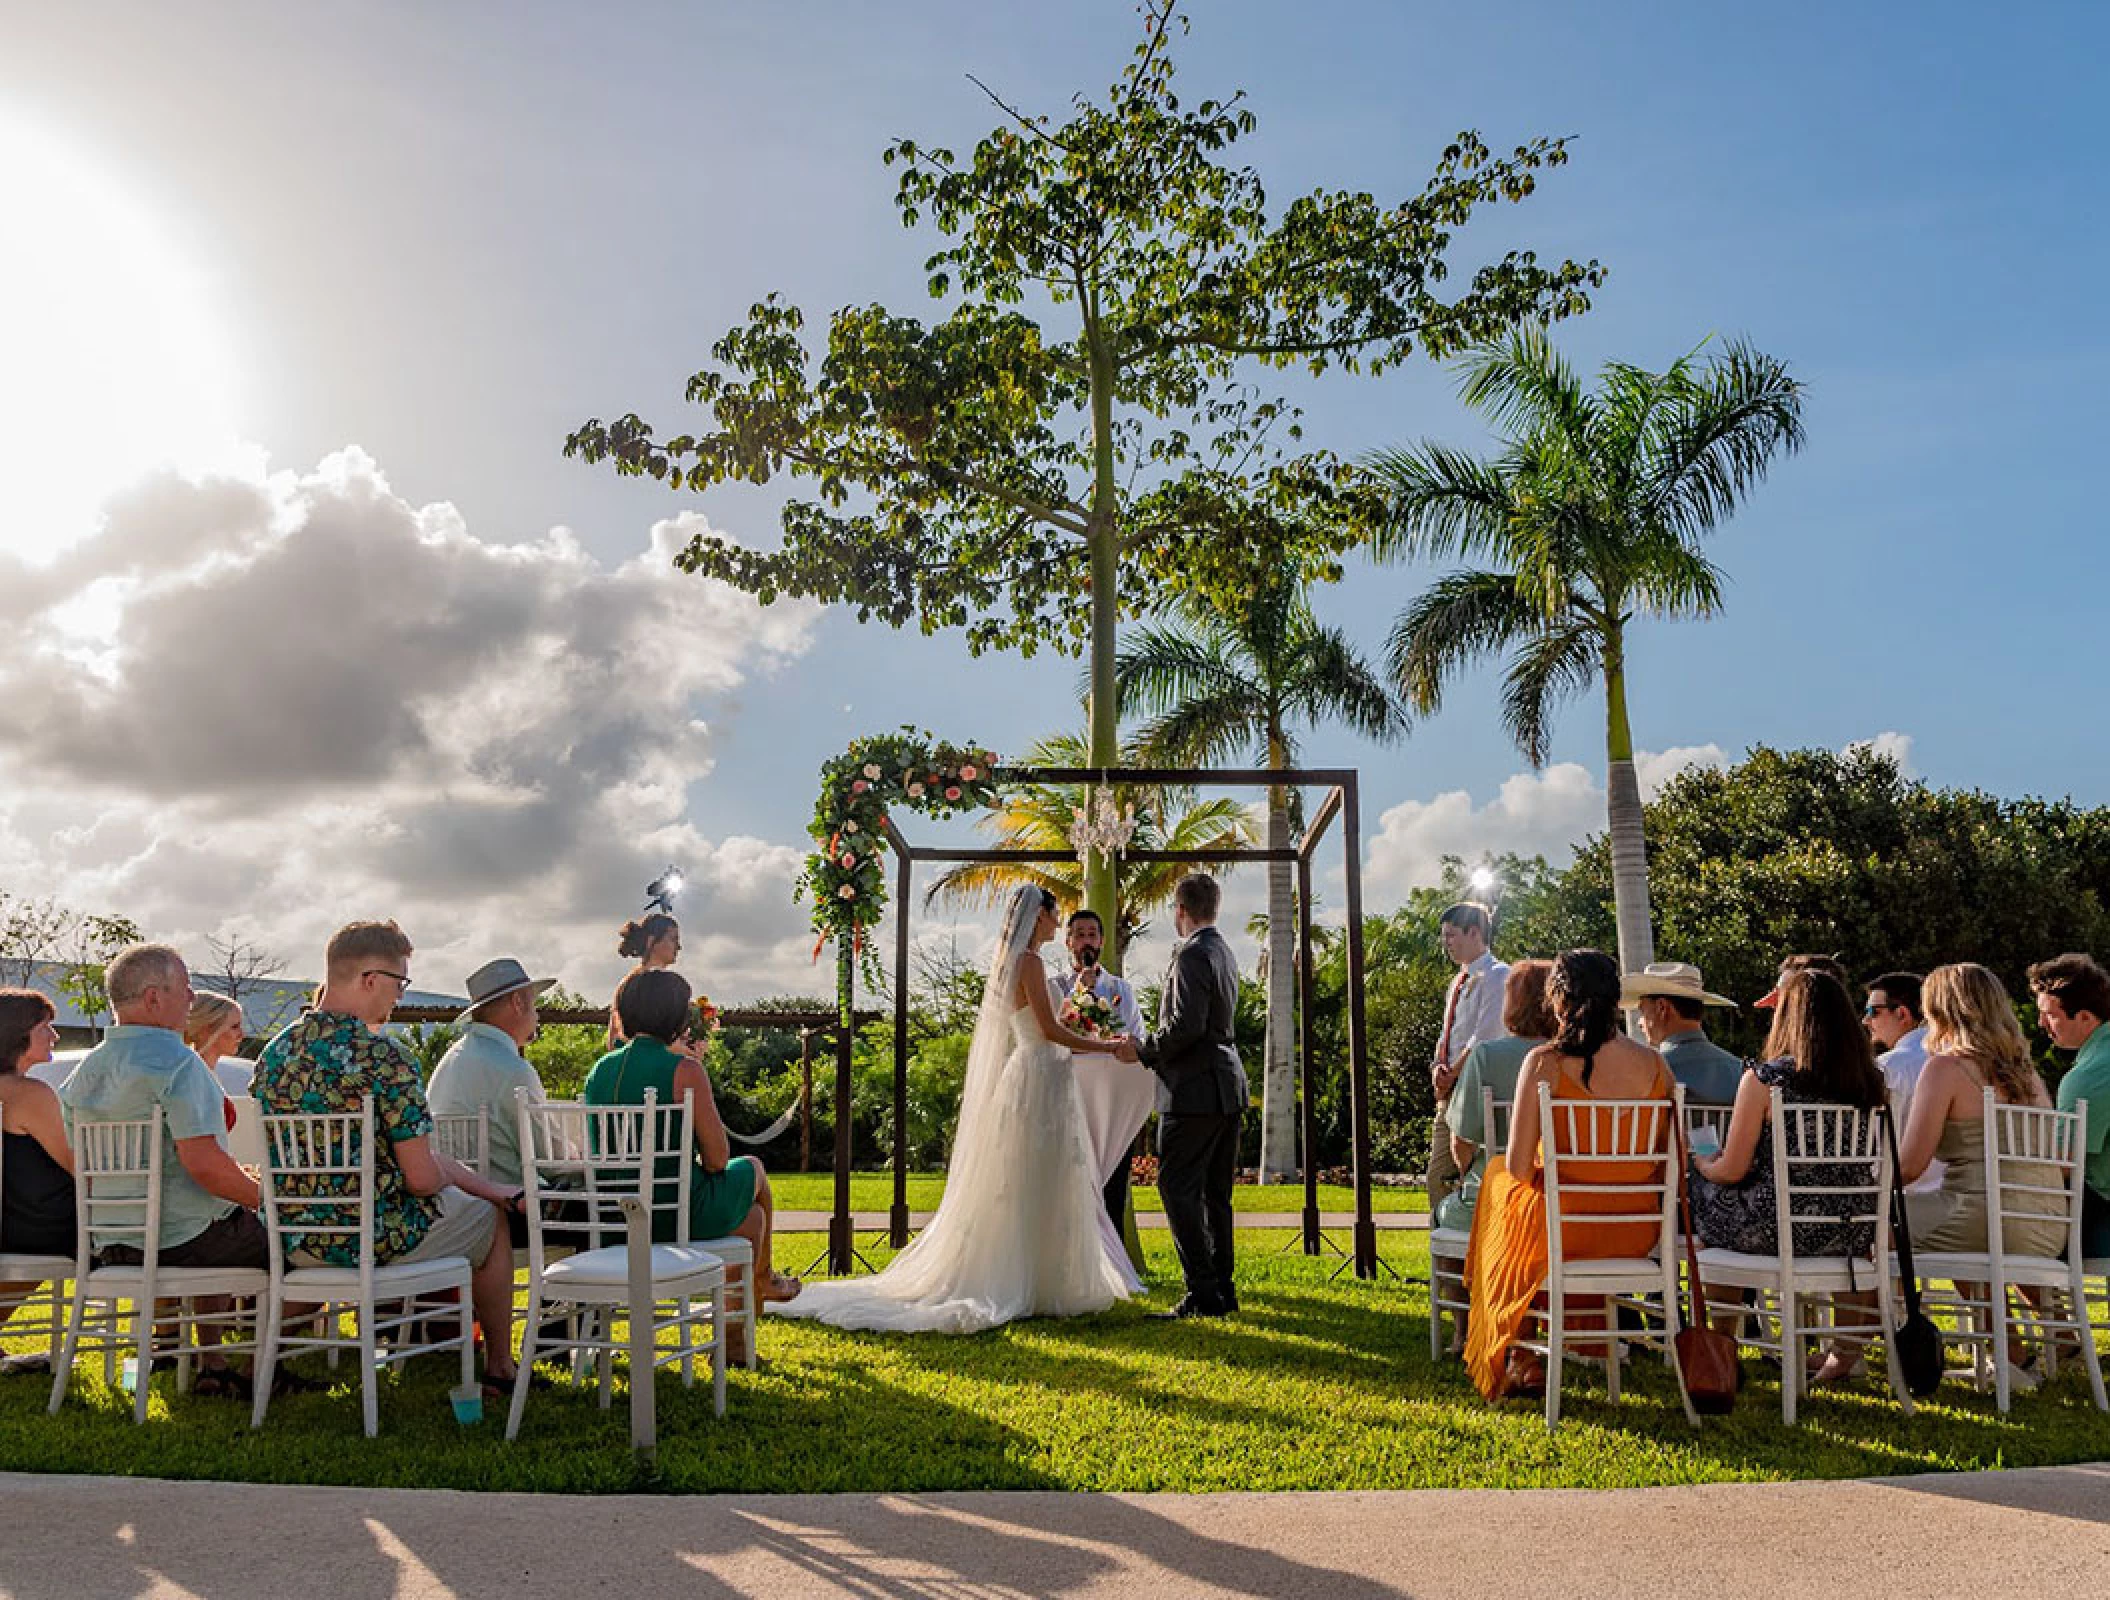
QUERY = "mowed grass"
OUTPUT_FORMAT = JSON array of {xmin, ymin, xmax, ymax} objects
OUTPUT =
[
  {"xmin": 768, "ymin": 1173, "xmax": 1427, "ymax": 1215},
  {"xmin": 5, "ymin": 1231, "xmax": 2109, "ymax": 1496}
]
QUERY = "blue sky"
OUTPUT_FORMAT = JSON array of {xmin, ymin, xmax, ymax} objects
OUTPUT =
[{"xmin": 1, "ymin": 1, "xmax": 2103, "ymax": 994}]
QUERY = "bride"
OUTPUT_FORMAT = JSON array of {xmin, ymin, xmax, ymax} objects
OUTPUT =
[{"xmin": 773, "ymin": 884, "xmax": 1139, "ymax": 1334}]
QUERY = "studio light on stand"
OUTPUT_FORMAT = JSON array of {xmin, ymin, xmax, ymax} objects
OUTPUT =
[{"xmin": 645, "ymin": 866, "xmax": 685, "ymax": 915}]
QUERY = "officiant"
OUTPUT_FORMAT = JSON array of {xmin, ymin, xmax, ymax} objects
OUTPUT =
[{"xmin": 1050, "ymin": 908, "xmax": 1154, "ymax": 1273}]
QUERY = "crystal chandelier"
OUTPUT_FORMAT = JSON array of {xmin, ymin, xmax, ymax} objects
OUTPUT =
[{"xmin": 1068, "ymin": 786, "xmax": 1140, "ymax": 864}]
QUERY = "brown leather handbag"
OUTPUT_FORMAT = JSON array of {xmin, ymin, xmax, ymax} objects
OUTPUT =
[{"xmin": 1674, "ymin": 1121, "xmax": 1741, "ymax": 1414}]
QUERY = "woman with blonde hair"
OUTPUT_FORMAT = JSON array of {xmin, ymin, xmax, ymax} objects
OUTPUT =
[
  {"xmin": 184, "ymin": 992, "xmax": 252, "ymax": 1098},
  {"xmin": 1899, "ymin": 962, "xmax": 2063, "ymax": 1387}
]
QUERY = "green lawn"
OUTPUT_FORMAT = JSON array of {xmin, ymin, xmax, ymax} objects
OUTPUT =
[
  {"xmin": 768, "ymin": 1172, "xmax": 1427, "ymax": 1215},
  {"xmin": 5, "ymin": 1232, "xmax": 2107, "ymax": 1495}
]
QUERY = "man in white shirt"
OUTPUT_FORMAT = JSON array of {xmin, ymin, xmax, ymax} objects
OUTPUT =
[
  {"xmin": 1866, "ymin": 970, "xmax": 1941, "ymax": 1195},
  {"xmin": 1427, "ymin": 903, "xmax": 1509, "ymax": 1211},
  {"xmin": 1048, "ymin": 910, "xmax": 1151, "ymax": 1261},
  {"xmin": 428, "ymin": 958, "xmax": 556, "ymax": 1240}
]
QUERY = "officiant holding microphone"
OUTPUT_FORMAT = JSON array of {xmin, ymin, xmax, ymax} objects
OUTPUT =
[{"xmin": 1050, "ymin": 909, "xmax": 1153, "ymax": 1280}]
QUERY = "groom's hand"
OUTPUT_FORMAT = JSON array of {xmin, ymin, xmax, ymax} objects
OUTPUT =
[{"xmin": 1112, "ymin": 1037, "xmax": 1141, "ymax": 1063}]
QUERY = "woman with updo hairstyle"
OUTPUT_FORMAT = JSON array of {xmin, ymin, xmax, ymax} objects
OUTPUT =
[
  {"xmin": 606, "ymin": 913, "xmax": 682, "ymax": 1045},
  {"xmin": 584, "ymin": 967, "xmax": 797, "ymax": 1359},
  {"xmin": 1462, "ymin": 949, "xmax": 1675, "ymax": 1401},
  {"xmin": 184, "ymin": 992, "xmax": 252, "ymax": 1098},
  {"xmin": 0, "ymin": 989, "xmax": 76, "ymax": 1348}
]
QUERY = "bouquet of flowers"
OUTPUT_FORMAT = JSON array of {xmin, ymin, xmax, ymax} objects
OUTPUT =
[
  {"xmin": 1059, "ymin": 978, "xmax": 1118, "ymax": 1039},
  {"xmin": 691, "ymin": 995, "xmax": 721, "ymax": 1038}
]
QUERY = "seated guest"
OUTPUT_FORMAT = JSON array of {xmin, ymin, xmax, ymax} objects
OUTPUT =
[
  {"xmin": 1755, "ymin": 953, "xmax": 1851, "ymax": 1009},
  {"xmin": 253, "ymin": 921, "xmax": 524, "ymax": 1398},
  {"xmin": 1899, "ymin": 962, "xmax": 2064, "ymax": 1389},
  {"xmin": 1622, "ymin": 962, "xmax": 1744, "ymax": 1106},
  {"xmin": 2028, "ymin": 953, "xmax": 2110, "ymax": 1259},
  {"xmin": 184, "ymin": 993, "xmax": 253, "ymax": 1099},
  {"xmin": 429, "ymin": 958, "xmax": 556, "ymax": 1239},
  {"xmin": 60, "ymin": 945, "xmax": 268, "ymax": 1396},
  {"xmin": 1866, "ymin": 972, "xmax": 1941, "ymax": 1194},
  {"xmin": 1688, "ymin": 968, "xmax": 1887, "ymax": 1382},
  {"xmin": 605, "ymin": 913, "xmax": 681, "ymax": 1045},
  {"xmin": 585, "ymin": 968, "xmax": 798, "ymax": 1354},
  {"xmin": 1463, "ymin": 949, "xmax": 1674, "ymax": 1400},
  {"xmin": 1, "ymin": 989, "xmax": 74, "ymax": 1370},
  {"xmin": 1436, "ymin": 959, "xmax": 1555, "ymax": 1233}
]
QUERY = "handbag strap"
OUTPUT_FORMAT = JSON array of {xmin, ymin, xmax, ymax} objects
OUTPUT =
[
  {"xmin": 1878, "ymin": 1102, "xmax": 1924, "ymax": 1316},
  {"xmin": 1672, "ymin": 1113, "xmax": 1710, "ymax": 1333}
]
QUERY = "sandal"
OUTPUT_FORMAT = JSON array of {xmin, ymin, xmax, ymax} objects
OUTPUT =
[
  {"xmin": 190, "ymin": 1367, "xmax": 253, "ymax": 1401},
  {"xmin": 1498, "ymin": 1346, "xmax": 1546, "ymax": 1400},
  {"xmin": 760, "ymin": 1272, "xmax": 803, "ymax": 1305}
]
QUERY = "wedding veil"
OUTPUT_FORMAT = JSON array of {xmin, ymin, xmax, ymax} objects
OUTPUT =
[{"xmin": 945, "ymin": 883, "xmax": 1050, "ymax": 1173}]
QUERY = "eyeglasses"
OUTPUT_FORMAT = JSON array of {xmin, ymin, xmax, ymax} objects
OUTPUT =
[
  {"xmin": 364, "ymin": 969, "xmax": 413, "ymax": 993},
  {"xmin": 1862, "ymin": 1002, "xmax": 1893, "ymax": 1017}
]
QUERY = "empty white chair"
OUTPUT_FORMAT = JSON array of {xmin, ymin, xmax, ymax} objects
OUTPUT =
[
  {"xmin": 1533, "ymin": 1081, "xmax": 1695, "ymax": 1430},
  {"xmin": 47, "ymin": 1108, "xmax": 266, "ymax": 1423},
  {"xmin": 0, "ymin": 1102, "xmax": 72, "ymax": 1374},
  {"xmin": 1428, "ymin": 1088, "xmax": 1507, "ymax": 1361},
  {"xmin": 248, "ymin": 1099, "xmax": 476, "ymax": 1437},
  {"xmin": 1691, "ymin": 1090, "xmax": 1907, "ymax": 1423},
  {"xmin": 1911, "ymin": 1092, "xmax": 2106, "ymax": 1414},
  {"xmin": 509, "ymin": 1093, "xmax": 727, "ymax": 1450}
]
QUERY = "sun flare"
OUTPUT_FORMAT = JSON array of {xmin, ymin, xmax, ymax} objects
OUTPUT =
[{"xmin": 0, "ymin": 115, "xmax": 248, "ymax": 565}]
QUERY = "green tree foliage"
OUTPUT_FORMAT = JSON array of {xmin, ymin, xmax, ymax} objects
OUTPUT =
[
  {"xmin": 56, "ymin": 914, "xmax": 144, "ymax": 1032},
  {"xmin": 1370, "ymin": 328, "xmax": 1803, "ymax": 972},
  {"xmin": 566, "ymin": 0, "xmax": 1600, "ymax": 957}
]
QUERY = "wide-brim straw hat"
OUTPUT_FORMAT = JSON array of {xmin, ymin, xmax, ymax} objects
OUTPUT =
[
  {"xmin": 1619, "ymin": 961, "xmax": 1736, "ymax": 1009},
  {"xmin": 456, "ymin": 958, "xmax": 558, "ymax": 1023}
]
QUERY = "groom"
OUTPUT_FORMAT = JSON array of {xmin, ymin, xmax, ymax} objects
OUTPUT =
[{"xmin": 1116, "ymin": 873, "xmax": 1247, "ymax": 1318}]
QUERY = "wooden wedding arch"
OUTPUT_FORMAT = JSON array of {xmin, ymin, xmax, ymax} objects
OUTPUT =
[{"xmin": 825, "ymin": 764, "xmax": 1381, "ymax": 1281}]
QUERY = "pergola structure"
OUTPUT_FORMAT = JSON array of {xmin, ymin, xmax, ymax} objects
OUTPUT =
[{"xmin": 819, "ymin": 764, "xmax": 1381, "ymax": 1281}]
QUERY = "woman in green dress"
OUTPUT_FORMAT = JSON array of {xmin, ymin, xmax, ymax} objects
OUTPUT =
[{"xmin": 584, "ymin": 968, "xmax": 799, "ymax": 1355}]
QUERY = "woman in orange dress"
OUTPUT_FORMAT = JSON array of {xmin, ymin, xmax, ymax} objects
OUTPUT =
[{"xmin": 1463, "ymin": 948, "xmax": 1674, "ymax": 1400}]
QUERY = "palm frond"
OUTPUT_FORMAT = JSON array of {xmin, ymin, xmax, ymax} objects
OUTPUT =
[
  {"xmin": 1362, "ymin": 441, "xmax": 1518, "ymax": 566},
  {"xmin": 1499, "ymin": 621, "xmax": 1598, "ymax": 768},
  {"xmin": 1290, "ymin": 625, "xmax": 1411, "ymax": 745},
  {"xmin": 1384, "ymin": 570, "xmax": 1546, "ymax": 716},
  {"xmin": 1134, "ymin": 691, "xmax": 1265, "ymax": 768},
  {"xmin": 1457, "ymin": 326, "xmax": 1595, "ymax": 462},
  {"xmin": 1642, "ymin": 338, "xmax": 1806, "ymax": 542}
]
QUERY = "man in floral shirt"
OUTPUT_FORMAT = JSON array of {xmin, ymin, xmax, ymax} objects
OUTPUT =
[{"xmin": 253, "ymin": 920, "xmax": 524, "ymax": 1393}]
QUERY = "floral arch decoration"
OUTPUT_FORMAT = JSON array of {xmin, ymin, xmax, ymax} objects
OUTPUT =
[{"xmin": 802, "ymin": 729, "xmax": 999, "ymax": 960}]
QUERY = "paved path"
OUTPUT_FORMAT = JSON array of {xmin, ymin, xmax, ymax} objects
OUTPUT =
[
  {"xmin": 778, "ymin": 1209, "xmax": 1428, "ymax": 1232},
  {"xmin": 3, "ymin": 1465, "xmax": 2105, "ymax": 1598}
]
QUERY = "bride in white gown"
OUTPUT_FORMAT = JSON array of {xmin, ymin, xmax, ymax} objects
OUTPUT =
[{"xmin": 773, "ymin": 885, "xmax": 1139, "ymax": 1334}]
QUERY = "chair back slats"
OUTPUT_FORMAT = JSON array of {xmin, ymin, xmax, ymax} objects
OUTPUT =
[
  {"xmin": 432, "ymin": 1109, "xmax": 490, "ymax": 1175},
  {"xmin": 1983, "ymin": 1088, "xmax": 2086, "ymax": 1265},
  {"xmin": 515, "ymin": 1090, "xmax": 694, "ymax": 1273},
  {"xmin": 1482, "ymin": 1089, "xmax": 1512, "ymax": 1156},
  {"xmin": 1762, "ymin": 1090, "xmax": 1886, "ymax": 1264},
  {"xmin": 70, "ymin": 1110, "xmax": 164, "ymax": 1272},
  {"xmin": 255, "ymin": 1102, "xmax": 376, "ymax": 1275},
  {"xmin": 1540, "ymin": 1084, "xmax": 1681, "ymax": 1238}
]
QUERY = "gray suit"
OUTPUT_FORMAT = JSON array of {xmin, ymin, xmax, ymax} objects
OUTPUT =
[{"xmin": 1138, "ymin": 924, "xmax": 1247, "ymax": 1308}]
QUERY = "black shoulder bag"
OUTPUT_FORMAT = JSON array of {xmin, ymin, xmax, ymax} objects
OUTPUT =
[{"xmin": 1880, "ymin": 1103, "xmax": 1944, "ymax": 1397}]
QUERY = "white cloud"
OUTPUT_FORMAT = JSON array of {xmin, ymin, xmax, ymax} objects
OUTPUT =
[
  {"xmin": 1845, "ymin": 730, "xmax": 1916, "ymax": 776},
  {"xmin": 0, "ymin": 449, "xmax": 829, "ymax": 1000}
]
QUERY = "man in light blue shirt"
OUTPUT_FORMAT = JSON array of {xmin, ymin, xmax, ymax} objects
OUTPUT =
[
  {"xmin": 1866, "ymin": 972, "xmax": 1940, "ymax": 1195},
  {"xmin": 1620, "ymin": 962, "xmax": 1744, "ymax": 1107},
  {"xmin": 60, "ymin": 943, "xmax": 268, "ymax": 1394},
  {"xmin": 428, "ymin": 958, "xmax": 555, "ymax": 1220}
]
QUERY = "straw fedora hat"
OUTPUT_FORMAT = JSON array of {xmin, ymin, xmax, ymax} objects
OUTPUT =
[
  {"xmin": 456, "ymin": 957, "xmax": 557, "ymax": 1023},
  {"xmin": 1619, "ymin": 961, "xmax": 1735, "ymax": 1009}
]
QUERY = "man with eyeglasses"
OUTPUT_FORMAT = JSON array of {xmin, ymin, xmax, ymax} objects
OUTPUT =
[
  {"xmin": 253, "ymin": 920, "xmax": 524, "ymax": 1396},
  {"xmin": 1864, "ymin": 971, "xmax": 1940, "ymax": 1195}
]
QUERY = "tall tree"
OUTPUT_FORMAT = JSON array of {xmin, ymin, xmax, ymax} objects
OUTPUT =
[
  {"xmin": 1116, "ymin": 560, "xmax": 1405, "ymax": 1179},
  {"xmin": 1370, "ymin": 328, "xmax": 1803, "ymax": 973},
  {"xmin": 566, "ymin": 1, "xmax": 1600, "ymax": 963},
  {"xmin": 925, "ymin": 733, "xmax": 1259, "ymax": 951}
]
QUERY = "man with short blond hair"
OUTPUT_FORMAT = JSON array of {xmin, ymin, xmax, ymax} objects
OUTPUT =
[{"xmin": 255, "ymin": 921, "xmax": 525, "ymax": 1394}]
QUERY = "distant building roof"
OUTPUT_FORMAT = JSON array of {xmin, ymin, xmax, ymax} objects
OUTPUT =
[{"xmin": 8, "ymin": 960, "xmax": 465, "ymax": 1037}]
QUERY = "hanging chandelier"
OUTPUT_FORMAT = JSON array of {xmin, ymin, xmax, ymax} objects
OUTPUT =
[{"xmin": 1068, "ymin": 785, "xmax": 1139, "ymax": 863}]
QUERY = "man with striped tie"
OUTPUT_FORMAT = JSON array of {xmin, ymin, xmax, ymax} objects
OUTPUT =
[{"xmin": 1426, "ymin": 903, "xmax": 1509, "ymax": 1219}]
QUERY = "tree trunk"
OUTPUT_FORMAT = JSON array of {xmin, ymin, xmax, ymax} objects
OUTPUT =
[
  {"xmin": 1601, "ymin": 623, "xmax": 1656, "ymax": 976},
  {"xmin": 1085, "ymin": 320, "xmax": 1121, "ymax": 973},
  {"xmin": 1261, "ymin": 779, "xmax": 1297, "ymax": 1182}
]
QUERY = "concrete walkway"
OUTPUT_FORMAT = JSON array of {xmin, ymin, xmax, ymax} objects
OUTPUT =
[{"xmin": 3, "ymin": 1464, "xmax": 2105, "ymax": 1599}]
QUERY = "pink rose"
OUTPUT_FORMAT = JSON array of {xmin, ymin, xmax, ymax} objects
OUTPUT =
[
  {"xmin": 840, "ymin": 852, "xmax": 856, "ymax": 868},
  {"xmin": 907, "ymin": 782, "xmax": 925, "ymax": 799},
  {"xmin": 959, "ymin": 764, "xmax": 978, "ymax": 781},
  {"xmin": 945, "ymin": 786, "xmax": 962, "ymax": 801},
  {"xmin": 851, "ymin": 779, "xmax": 868, "ymax": 794},
  {"xmin": 861, "ymin": 764, "xmax": 881, "ymax": 780}
]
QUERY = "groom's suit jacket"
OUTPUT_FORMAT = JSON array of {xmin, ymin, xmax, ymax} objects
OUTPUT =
[{"xmin": 1136, "ymin": 924, "xmax": 1248, "ymax": 1117}]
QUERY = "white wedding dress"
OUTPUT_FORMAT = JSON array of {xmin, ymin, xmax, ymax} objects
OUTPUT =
[{"xmin": 774, "ymin": 891, "xmax": 1135, "ymax": 1334}]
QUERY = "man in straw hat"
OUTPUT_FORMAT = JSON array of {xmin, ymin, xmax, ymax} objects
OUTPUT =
[
  {"xmin": 1620, "ymin": 961, "xmax": 1743, "ymax": 1107},
  {"xmin": 428, "ymin": 957, "xmax": 558, "ymax": 1238}
]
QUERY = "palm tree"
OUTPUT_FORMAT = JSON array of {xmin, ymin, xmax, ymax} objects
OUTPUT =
[
  {"xmin": 925, "ymin": 733, "xmax": 1260, "ymax": 952},
  {"xmin": 1370, "ymin": 327, "xmax": 1804, "ymax": 974},
  {"xmin": 1116, "ymin": 566, "xmax": 1407, "ymax": 1181}
]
